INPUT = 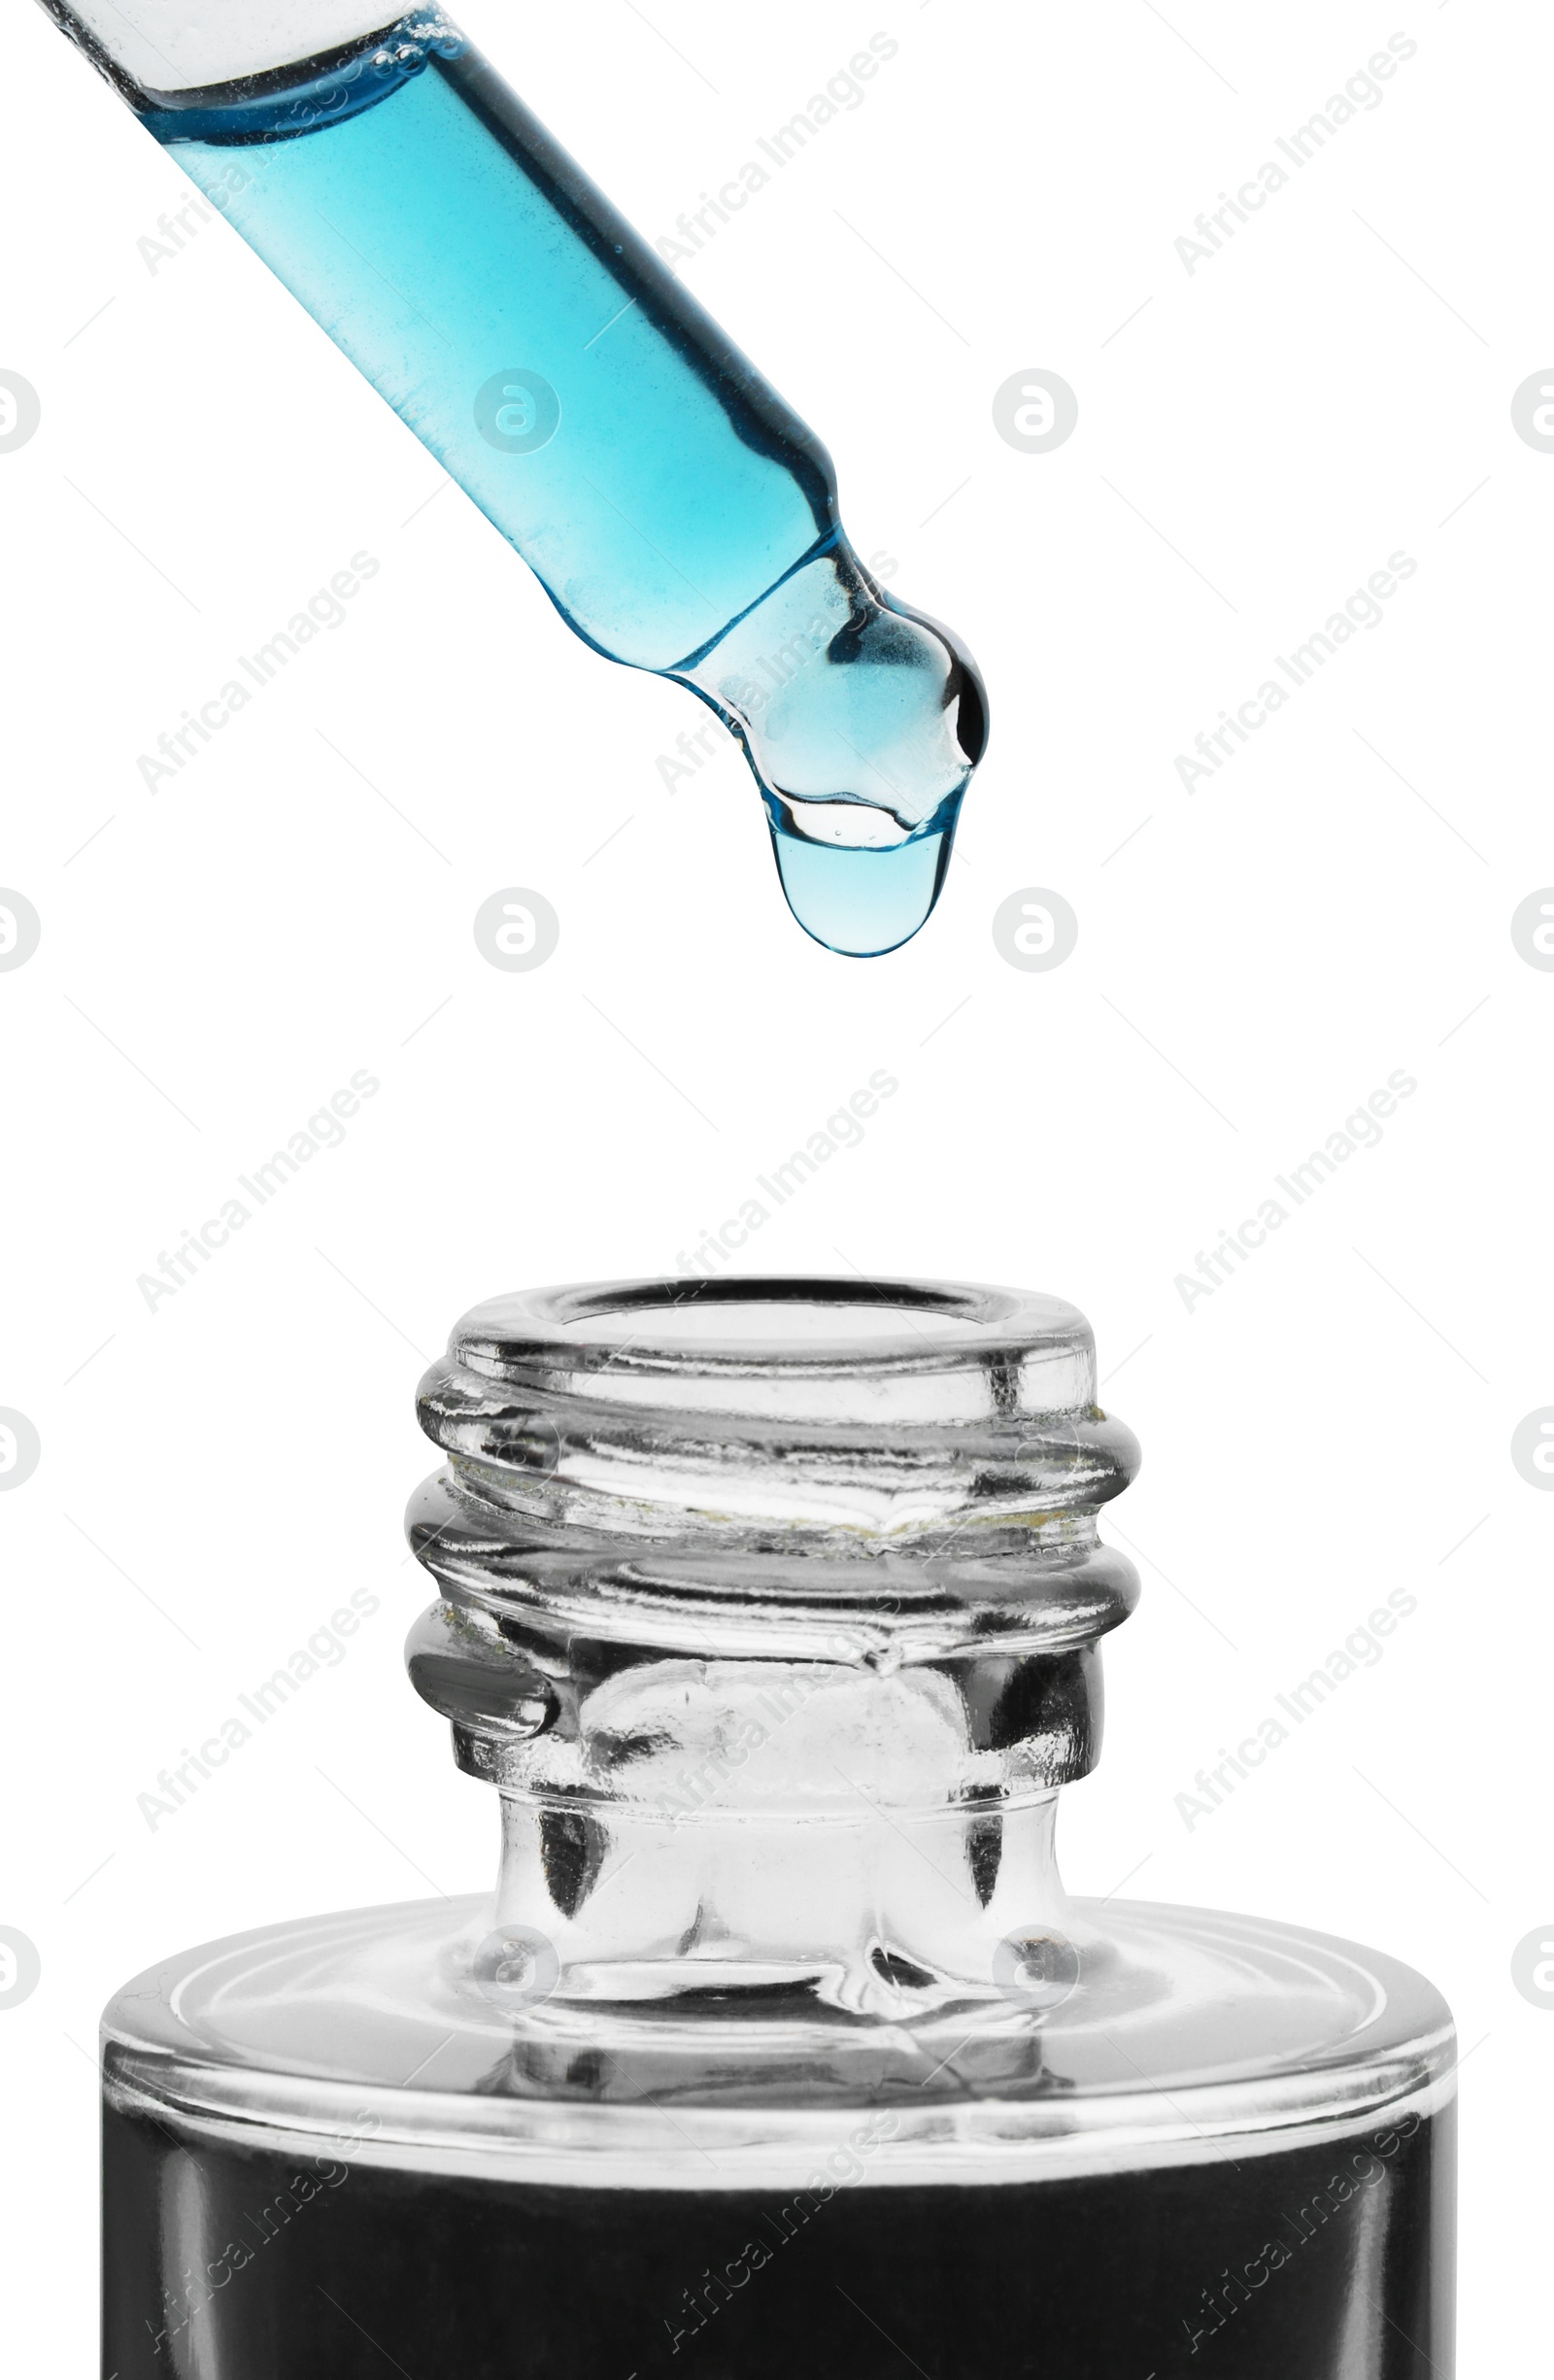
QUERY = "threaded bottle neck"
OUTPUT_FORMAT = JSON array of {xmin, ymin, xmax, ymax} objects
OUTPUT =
[{"xmin": 405, "ymin": 1277, "xmax": 1140, "ymax": 1815}]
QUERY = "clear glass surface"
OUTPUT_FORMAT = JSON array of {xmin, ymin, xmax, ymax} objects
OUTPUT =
[{"xmin": 106, "ymin": 1889, "xmax": 1454, "ymax": 2183}]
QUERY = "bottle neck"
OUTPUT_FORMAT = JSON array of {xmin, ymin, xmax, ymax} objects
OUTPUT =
[
  {"xmin": 493, "ymin": 1788, "xmax": 1068, "ymax": 2022},
  {"xmin": 404, "ymin": 1277, "xmax": 1140, "ymax": 2030},
  {"xmin": 486, "ymin": 1652, "xmax": 1072, "ymax": 2019}
]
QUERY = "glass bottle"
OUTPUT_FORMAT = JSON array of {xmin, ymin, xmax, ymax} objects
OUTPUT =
[
  {"xmin": 36, "ymin": 2, "xmax": 989, "ymax": 955},
  {"xmin": 102, "ymin": 1275, "xmax": 1455, "ymax": 2376}
]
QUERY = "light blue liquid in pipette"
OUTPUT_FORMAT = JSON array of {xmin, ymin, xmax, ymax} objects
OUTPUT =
[{"xmin": 147, "ymin": 14, "xmax": 987, "ymax": 954}]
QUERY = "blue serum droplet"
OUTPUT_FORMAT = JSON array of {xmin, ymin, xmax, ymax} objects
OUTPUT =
[
  {"xmin": 767, "ymin": 798, "xmax": 962, "ymax": 957},
  {"xmin": 145, "ymin": 17, "xmax": 989, "ymax": 953},
  {"xmin": 681, "ymin": 544, "xmax": 986, "ymax": 956}
]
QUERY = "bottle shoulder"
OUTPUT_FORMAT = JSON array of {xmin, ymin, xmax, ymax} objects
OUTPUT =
[{"xmin": 103, "ymin": 1892, "xmax": 1454, "ymax": 2191}]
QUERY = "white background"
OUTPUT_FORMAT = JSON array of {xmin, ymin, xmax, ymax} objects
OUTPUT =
[{"xmin": 1, "ymin": 0, "xmax": 1549, "ymax": 2364}]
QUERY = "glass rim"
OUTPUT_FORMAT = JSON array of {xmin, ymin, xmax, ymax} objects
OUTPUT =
[{"xmin": 447, "ymin": 1274, "xmax": 1095, "ymax": 1392}]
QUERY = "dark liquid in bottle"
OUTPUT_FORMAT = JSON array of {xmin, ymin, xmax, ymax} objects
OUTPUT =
[{"xmin": 104, "ymin": 2100, "xmax": 1451, "ymax": 2376}]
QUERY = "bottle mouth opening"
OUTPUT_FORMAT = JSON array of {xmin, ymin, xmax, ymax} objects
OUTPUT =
[
  {"xmin": 445, "ymin": 1275, "xmax": 1099, "ymax": 1428},
  {"xmin": 562, "ymin": 1292, "xmax": 978, "ymax": 1349}
]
